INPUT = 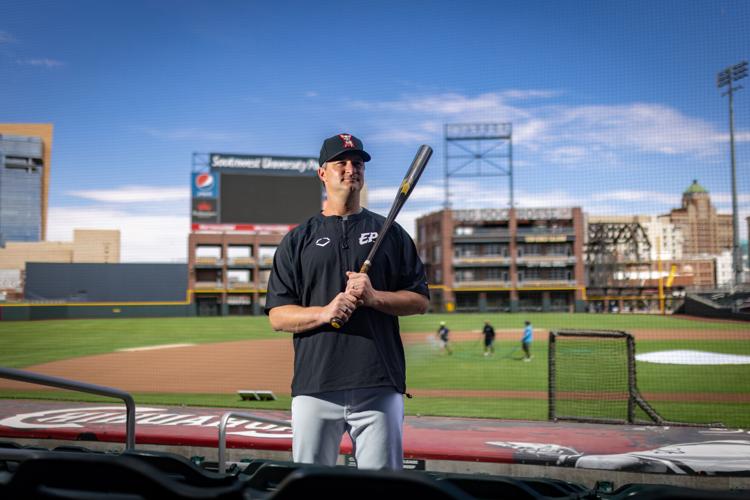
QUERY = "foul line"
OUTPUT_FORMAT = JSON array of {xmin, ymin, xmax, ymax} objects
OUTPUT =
[{"xmin": 116, "ymin": 343, "xmax": 196, "ymax": 352}]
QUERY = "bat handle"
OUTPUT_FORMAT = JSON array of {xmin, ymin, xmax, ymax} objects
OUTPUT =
[{"xmin": 330, "ymin": 260, "xmax": 372, "ymax": 328}]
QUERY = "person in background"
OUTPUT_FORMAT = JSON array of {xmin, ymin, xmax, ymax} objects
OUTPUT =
[
  {"xmin": 522, "ymin": 320, "xmax": 533, "ymax": 361},
  {"xmin": 437, "ymin": 321, "xmax": 452, "ymax": 355},
  {"xmin": 482, "ymin": 320, "xmax": 495, "ymax": 356}
]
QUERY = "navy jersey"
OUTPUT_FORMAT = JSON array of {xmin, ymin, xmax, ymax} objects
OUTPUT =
[
  {"xmin": 265, "ymin": 208, "xmax": 429, "ymax": 396},
  {"xmin": 438, "ymin": 326, "xmax": 449, "ymax": 341},
  {"xmin": 483, "ymin": 324, "xmax": 495, "ymax": 340}
]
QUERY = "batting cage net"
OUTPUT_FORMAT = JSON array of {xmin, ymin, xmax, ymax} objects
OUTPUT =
[{"xmin": 547, "ymin": 330, "xmax": 717, "ymax": 427}]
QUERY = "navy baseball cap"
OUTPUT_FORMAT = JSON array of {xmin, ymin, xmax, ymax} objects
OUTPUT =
[{"xmin": 318, "ymin": 133, "xmax": 371, "ymax": 166}]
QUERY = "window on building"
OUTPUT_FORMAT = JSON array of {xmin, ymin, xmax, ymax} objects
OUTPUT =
[
  {"xmin": 196, "ymin": 245, "xmax": 222, "ymax": 259},
  {"xmin": 258, "ymin": 269, "xmax": 272, "ymax": 287},
  {"xmin": 259, "ymin": 246, "xmax": 277, "ymax": 264},
  {"xmin": 227, "ymin": 245, "xmax": 252, "ymax": 259},
  {"xmin": 485, "ymin": 243, "xmax": 501, "ymax": 255},
  {"xmin": 227, "ymin": 269, "xmax": 251, "ymax": 284}
]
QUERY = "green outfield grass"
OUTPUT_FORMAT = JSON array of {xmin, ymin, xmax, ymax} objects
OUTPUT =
[
  {"xmin": 0, "ymin": 314, "xmax": 748, "ymax": 427},
  {"xmin": 0, "ymin": 317, "xmax": 278, "ymax": 368},
  {"xmin": 399, "ymin": 312, "xmax": 748, "ymax": 332}
]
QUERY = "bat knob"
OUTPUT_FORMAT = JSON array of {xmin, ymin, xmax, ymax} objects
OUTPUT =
[{"xmin": 330, "ymin": 317, "xmax": 343, "ymax": 328}]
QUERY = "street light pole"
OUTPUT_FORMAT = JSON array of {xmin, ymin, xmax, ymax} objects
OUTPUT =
[{"xmin": 717, "ymin": 61, "xmax": 748, "ymax": 288}]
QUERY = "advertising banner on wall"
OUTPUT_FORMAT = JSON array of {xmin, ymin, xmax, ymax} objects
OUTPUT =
[
  {"xmin": 192, "ymin": 172, "xmax": 218, "ymax": 198},
  {"xmin": 209, "ymin": 154, "xmax": 318, "ymax": 174},
  {"xmin": 191, "ymin": 198, "xmax": 218, "ymax": 223}
]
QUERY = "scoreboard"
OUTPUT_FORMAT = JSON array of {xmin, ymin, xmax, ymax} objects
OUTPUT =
[{"xmin": 191, "ymin": 153, "xmax": 322, "ymax": 231}]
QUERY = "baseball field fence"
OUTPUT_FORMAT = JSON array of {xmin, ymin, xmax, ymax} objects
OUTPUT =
[{"xmin": 547, "ymin": 330, "xmax": 720, "ymax": 427}]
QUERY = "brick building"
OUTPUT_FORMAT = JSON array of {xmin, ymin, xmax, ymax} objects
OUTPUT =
[
  {"xmin": 416, "ymin": 207, "xmax": 585, "ymax": 313},
  {"xmin": 663, "ymin": 180, "xmax": 733, "ymax": 256}
]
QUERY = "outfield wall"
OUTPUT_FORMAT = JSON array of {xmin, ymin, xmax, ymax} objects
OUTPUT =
[{"xmin": 0, "ymin": 304, "xmax": 194, "ymax": 321}]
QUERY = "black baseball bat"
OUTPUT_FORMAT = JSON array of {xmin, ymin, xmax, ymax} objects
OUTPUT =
[{"xmin": 331, "ymin": 144, "xmax": 433, "ymax": 328}]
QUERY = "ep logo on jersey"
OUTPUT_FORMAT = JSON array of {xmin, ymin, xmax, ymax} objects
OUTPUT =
[{"xmin": 359, "ymin": 232, "xmax": 378, "ymax": 245}]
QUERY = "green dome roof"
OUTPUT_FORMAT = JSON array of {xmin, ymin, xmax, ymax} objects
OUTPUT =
[{"xmin": 684, "ymin": 179, "xmax": 708, "ymax": 194}]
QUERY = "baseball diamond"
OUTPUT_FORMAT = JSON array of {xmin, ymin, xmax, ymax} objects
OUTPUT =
[{"xmin": 1, "ymin": 323, "xmax": 748, "ymax": 428}]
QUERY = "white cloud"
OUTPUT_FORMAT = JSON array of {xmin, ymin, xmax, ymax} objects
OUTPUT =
[
  {"xmin": 591, "ymin": 190, "xmax": 679, "ymax": 205},
  {"xmin": 142, "ymin": 127, "xmax": 247, "ymax": 142},
  {"xmin": 499, "ymin": 89, "xmax": 562, "ymax": 100},
  {"xmin": 368, "ymin": 128, "xmax": 434, "ymax": 144},
  {"xmin": 546, "ymin": 145, "xmax": 589, "ymax": 164},
  {"xmin": 305, "ymin": 91, "xmax": 318, "ymax": 97},
  {"xmin": 18, "ymin": 58, "xmax": 65, "ymax": 68},
  {"xmin": 352, "ymin": 92, "xmax": 531, "ymax": 122},
  {"xmin": 48, "ymin": 206, "xmax": 189, "ymax": 262},
  {"xmin": 367, "ymin": 182, "xmax": 444, "ymax": 205},
  {"xmin": 367, "ymin": 177, "xmax": 588, "ymax": 221},
  {"xmin": 547, "ymin": 103, "xmax": 725, "ymax": 157},
  {"xmin": 710, "ymin": 193, "xmax": 750, "ymax": 205},
  {"xmin": 349, "ymin": 91, "xmax": 746, "ymax": 161},
  {"xmin": 68, "ymin": 185, "xmax": 189, "ymax": 203}
]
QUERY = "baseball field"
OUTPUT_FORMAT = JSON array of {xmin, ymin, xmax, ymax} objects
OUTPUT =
[{"xmin": 0, "ymin": 312, "xmax": 748, "ymax": 428}]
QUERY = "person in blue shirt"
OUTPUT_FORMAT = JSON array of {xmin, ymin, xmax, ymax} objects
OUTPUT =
[{"xmin": 522, "ymin": 321, "xmax": 533, "ymax": 362}]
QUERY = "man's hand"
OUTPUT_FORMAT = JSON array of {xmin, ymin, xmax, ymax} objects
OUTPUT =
[
  {"xmin": 320, "ymin": 291, "xmax": 359, "ymax": 325},
  {"xmin": 345, "ymin": 271, "xmax": 376, "ymax": 308}
]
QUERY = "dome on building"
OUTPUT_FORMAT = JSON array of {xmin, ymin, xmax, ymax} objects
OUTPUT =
[{"xmin": 684, "ymin": 179, "xmax": 708, "ymax": 195}]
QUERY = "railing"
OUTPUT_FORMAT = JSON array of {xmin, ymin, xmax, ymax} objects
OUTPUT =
[
  {"xmin": 518, "ymin": 280, "xmax": 577, "ymax": 286},
  {"xmin": 227, "ymin": 281, "xmax": 253, "ymax": 289},
  {"xmin": 453, "ymin": 229, "xmax": 509, "ymax": 238},
  {"xmin": 226, "ymin": 257, "xmax": 256, "ymax": 267},
  {"xmin": 516, "ymin": 227, "xmax": 574, "ymax": 235},
  {"xmin": 453, "ymin": 256, "xmax": 510, "ymax": 265},
  {"xmin": 453, "ymin": 280, "xmax": 512, "ymax": 288},
  {"xmin": 194, "ymin": 281, "xmax": 224, "ymax": 289},
  {"xmin": 194, "ymin": 258, "xmax": 224, "ymax": 266},
  {"xmin": 517, "ymin": 256, "xmax": 576, "ymax": 266},
  {"xmin": 217, "ymin": 411, "xmax": 291, "ymax": 473},
  {"xmin": 0, "ymin": 366, "xmax": 136, "ymax": 450}
]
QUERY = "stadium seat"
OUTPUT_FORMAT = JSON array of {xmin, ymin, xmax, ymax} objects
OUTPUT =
[
  {"xmin": 245, "ymin": 460, "xmax": 303, "ymax": 493},
  {"xmin": 269, "ymin": 466, "xmax": 473, "ymax": 500},
  {"xmin": 3, "ymin": 453, "xmax": 248, "ymax": 500},
  {"xmin": 122, "ymin": 449, "xmax": 240, "ymax": 488},
  {"xmin": 601, "ymin": 483, "xmax": 750, "ymax": 500},
  {"xmin": 437, "ymin": 473, "xmax": 573, "ymax": 499}
]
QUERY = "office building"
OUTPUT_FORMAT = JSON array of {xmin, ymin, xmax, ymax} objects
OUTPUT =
[{"xmin": 0, "ymin": 124, "xmax": 53, "ymax": 242}]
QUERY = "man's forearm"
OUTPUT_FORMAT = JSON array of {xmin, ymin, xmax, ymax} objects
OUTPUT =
[
  {"xmin": 268, "ymin": 304, "xmax": 325, "ymax": 333},
  {"xmin": 370, "ymin": 290, "xmax": 429, "ymax": 317},
  {"xmin": 269, "ymin": 290, "xmax": 428, "ymax": 333}
]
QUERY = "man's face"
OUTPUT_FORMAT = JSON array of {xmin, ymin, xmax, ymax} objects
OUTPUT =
[{"xmin": 318, "ymin": 153, "xmax": 365, "ymax": 194}]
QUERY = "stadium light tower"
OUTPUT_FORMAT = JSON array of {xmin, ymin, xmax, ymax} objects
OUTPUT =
[{"xmin": 717, "ymin": 60, "xmax": 748, "ymax": 288}]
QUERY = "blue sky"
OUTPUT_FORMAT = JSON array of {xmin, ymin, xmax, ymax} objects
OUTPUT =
[{"xmin": 1, "ymin": 0, "xmax": 748, "ymax": 261}]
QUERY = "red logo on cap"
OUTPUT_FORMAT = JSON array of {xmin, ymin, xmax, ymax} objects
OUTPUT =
[{"xmin": 339, "ymin": 134, "xmax": 355, "ymax": 148}]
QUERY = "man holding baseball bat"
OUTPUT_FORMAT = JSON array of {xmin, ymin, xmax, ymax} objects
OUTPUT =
[{"xmin": 265, "ymin": 133, "xmax": 429, "ymax": 470}]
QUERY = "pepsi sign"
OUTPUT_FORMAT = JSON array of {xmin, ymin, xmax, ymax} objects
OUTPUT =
[{"xmin": 192, "ymin": 172, "xmax": 218, "ymax": 198}]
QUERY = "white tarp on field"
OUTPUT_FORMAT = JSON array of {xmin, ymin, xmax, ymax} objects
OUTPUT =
[{"xmin": 636, "ymin": 350, "xmax": 750, "ymax": 365}]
